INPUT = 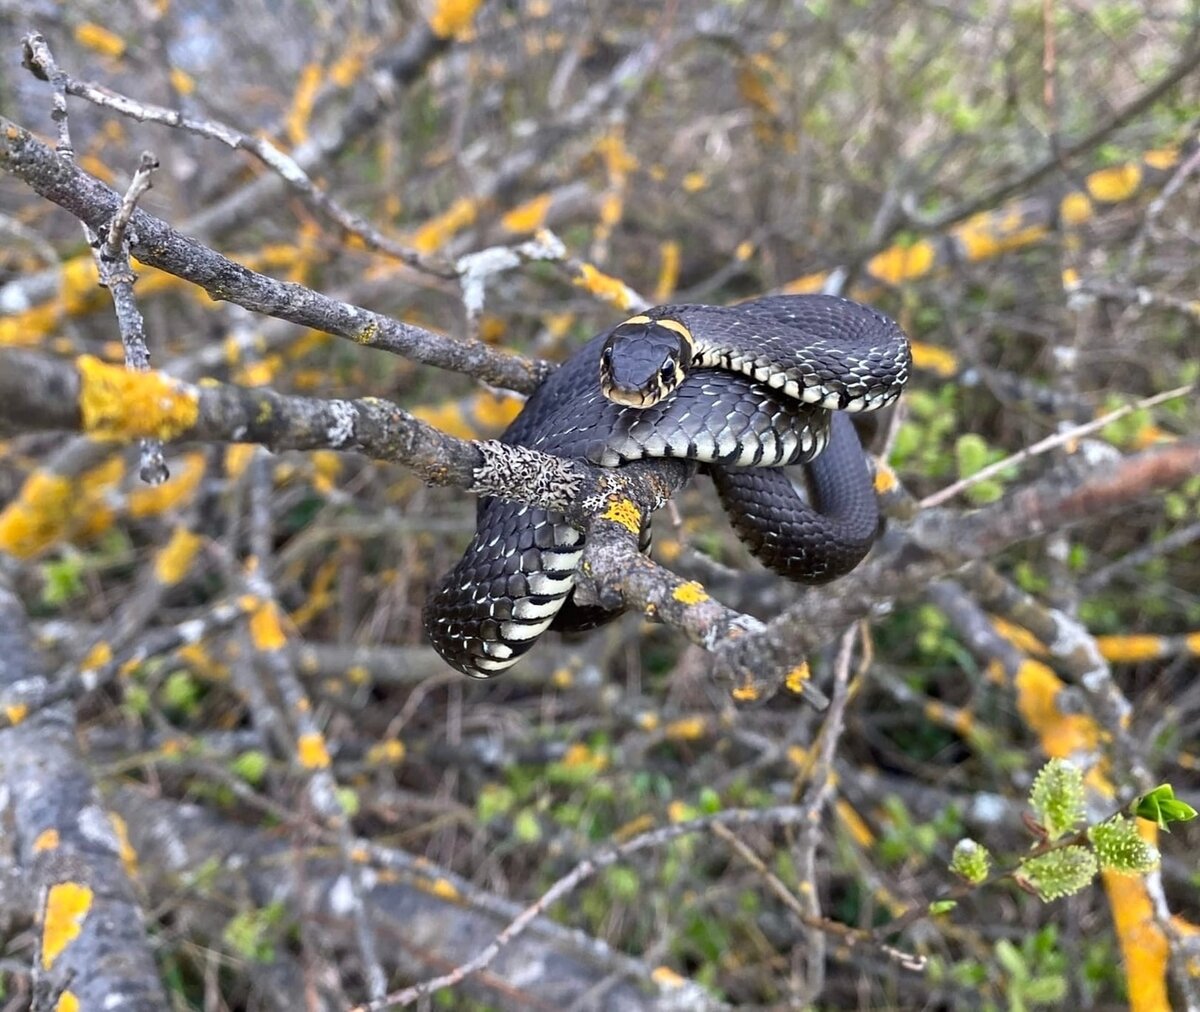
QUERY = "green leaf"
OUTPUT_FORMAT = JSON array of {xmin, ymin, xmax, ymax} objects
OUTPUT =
[
  {"xmin": 476, "ymin": 784, "xmax": 515, "ymax": 823},
  {"xmin": 231, "ymin": 750, "xmax": 268, "ymax": 785},
  {"xmin": 698, "ymin": 787, "xmax": 722, "ymax": 814},
  {"xmin": 1023, "ymin": 974, "xmax": 1068, "ymax": 1004},
  {"xmin": 336, "ymin": 787, "xmax": 360, "ymax": 818},
  {"xmin": 41, "ymin": 557, "xmax": 86, "ymax": 606},
  {"xmin": 955, "ymin": 434, "xmax": 991, "ymax": 478},
  {"xmin": 929, "ymin": 899, "xmax": 957, "ymax": 915},
  {"xmin": 605, "ymin": 866, "xmax": 640, "ymax": 901},
  {"xmin": 995, "ymin": 938, "xmax": 1027, "ymax": 980},
  {"xmin": 163, "ymin": 670, "xmax": 202, "ymax": 716},
  {"xmin": 513, "ymin": 808, "xmax": 542, "ymax": 843},
  {"xmin": 1028, "ymin": 759, "xmax": 1086, "ymax": 841},
  {"xmin": 1133, "ymin": 784, "xmax": 1198, "ymax": 831}
]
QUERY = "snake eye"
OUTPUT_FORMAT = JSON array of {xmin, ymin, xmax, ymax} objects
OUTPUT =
[{"xmin": 659, "ymin": 361, "xmax": 677, "ymax": 386}]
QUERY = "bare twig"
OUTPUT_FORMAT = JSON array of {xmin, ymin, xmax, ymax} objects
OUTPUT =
[{"xmin": 918, "ymin": 383, "xmax": 1193, "ymax": 509}]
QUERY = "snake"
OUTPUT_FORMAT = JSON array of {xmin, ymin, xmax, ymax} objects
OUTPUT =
[{"xmin": 424, "ymin": 293, "xmax": 910, "ymax": 677}]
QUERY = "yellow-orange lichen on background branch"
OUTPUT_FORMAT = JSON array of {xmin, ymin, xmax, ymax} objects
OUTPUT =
[
  {"xmin": 41, "ymin": 882, "xmax": 93, "ymax": 969},
  {"xmin": 77, "ymin": 356, "xmax": 199, "ymax": 441}
]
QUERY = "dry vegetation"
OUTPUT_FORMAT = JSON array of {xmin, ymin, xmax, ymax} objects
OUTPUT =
[{"xmin": 0, "ymin": 1, "xmax": 1198, "ymax": 1009}]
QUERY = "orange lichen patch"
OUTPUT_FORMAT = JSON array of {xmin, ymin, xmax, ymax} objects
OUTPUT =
[
  {"xmin": 665, "ymin": 716, "xmax": 707, "ymax": 741},
  {"xmin": 77, "ymin": 356, "xmax": 199, "ymax": 441},
  {"xmin": 477, "ymin": 314, "xmax": 507, "ymax": 344},
  {"xmin": 33, "ymin": 828, "xmax": 60, "ymax": 853},
  {"xmin": 1087, "ymin": 163, "xmax": 1142, "ymax": 203},
  {"xmin": 613, "ymin": 813, "xmax": 656, "ymax": 842},
  {"xmin": 308, "ymin": 450, "xmax": 342, "ymax": 495},
  {"xmin": 0, "ymin": 472, "xmax": 73, "ymax": 557},
  {"xmin": 953, "ymin": 211, "xmax": 1049, "ymax": 261},
  {"xmin": 80, "ymin": 642, "xmax": 113, "ymax": 672},
  {"xmin": 54, "ymin": 992, "xmax": 79, "ymax": 1012},
  {"xmin": 731, "ymin": 682, "xmax": 761, "ymax": 703},
  {"xmin": 654, "ymin": 241, "xmax": 681, "ymax": 302},
  {"xmin": 873, "ymin": 464, "xmax": 898, "ymax": 494},
  {"xmin": 74, "ymin": 455, "xmax": 124, "ymax": 542},
  {"xmin": 109, "ymin": 813, "xmax": 138, "ymax": 878},
  {"xmin": 79, "ymin": 152, "xmax": 118, "ymax": 185},
  {"xmin": 224, "ymin": 443, "xmax": 256, "ymax": 480},
  {"xmin": 296, "ymin": 732, "xmax": 331, "ymax": 770},
  {"xmin": 427, "ymin": 877, "xmax": 461, "ymax": 901},
  {"xmin": 866, "ymin": 240, "xmax": 936, "ymax": 284},
  {"xmin": 153, "ymin": 527, "xmax": 204, "ymax": 586},
  {"xmin": 671, "ymin": 581, "xmax": 709, "ymax": 606},
  {"xmin": 1014, "ymin": 659, "xmax": 1098, "ymax": 758},
  {"xmin": 1059, "ymin": 192, "xmax": 1093, "ymax": 227},
  {"xmin": 1061, "ymin": 267, "xmax": 1080, "ymax": 292},
  {"xmin": 734, "ymin": 240, "xmax": 755, "ymax": 262},
  {"xmin": 1142, "ymin": 148, "xmax": 1179, "ymax": 171},
  {"xmin": 652, "ymin": 965, "xmax": 686, "ymax": 989},
  {"xmin": 1096, "ymin": 634, "xmax": 1167, "ymax": 664},
  {"xmin": 596, "ymin": 130, "xmax": 637, "ymax": 182},
  {"xmin": 471, "ymin": 391, "xmax": 524, "ymax": 432},
  {"xmin": 551, "ymin": 666, "xmax": 574, "ymax": 688},
  {"xmin": 501, "ymin": 193, "xmax": 553, "ymax": 233},
  {"xmin": 835, "ymin": 799, "xmax": 875, "ymax": 847},
  {"xmin": 786, "ymin": 744, "xmax": 808, "ymax": 767},
  {"xmin": 667, "ymin": 800, "xmax": 692, "ymax": 823},
  {"xmin": 75, "ymin": 22, "xmax": 126, "ymax": 57},
  {"xmin": 169, "ymin": 66, "xmax": 195, "ymax": 96},
  {"xmin": 130, "ymin": 451, "xmax": 206, "ymax": 517},
  {"xmin": 783, "ymin": 662, "xmax": 812, "ymax": 696},
  {"xmin": 4, "ymin": 704, "xmax": 28, "ymax": 726},
  {"xmin": 635, "ymin": 711, "xmax": 659, "ymax": 731},
  {"xmin": 990, "ymin": 616, "xmax": 1046, "ymax": 656},
  {"xmin": 41, "ymin": 881, "xmax": 93, "ymax": 969},
  {"xmin": 413, "ymin": 400, "xmax": 475, "ymax": 439},
  {"xmin": 428, "ymin": 0, "xmax": 481, "ymax": 37},
  {"xmin": 600, "ymin": 497, "xmax": 642, "ymax": 536},
  {"xmin": 561, "ymin": 743, "xmax": 607, "ymax": 771},
  {"xmin": 286, "ymin": 62, "xmax": 322, "ymax": 145},
  {"xmin": 681, "ymin": 172, "xmax": 707, "ymax": 193},
  {"xmin": 1185, "ymin": 632, "xmax": 1200, "ymax": 656},
  {"xmin": 599, "ymin": 192, "xmax": 623, "ymax": 229},
  {"xmin": 366, "ymin": 740, "xmax": 406, "ymax": 765},
  {"xmin": 328, "ymin": 39, "xmax": 369, "ymax": 87},
  {"xmin": 410, "ymin": 197, "xmax": 478, "ymax": 253},
  {"xmin": 572, "ymin": 263, "xmax": 638, "ymax": 311},
  {"xmin": 780, "ymin": 271, "xmax": 829, "ymax": 295},
  {"xmin": 909, "ymin": 341, "xmax": 959, "ymax": 377},
  {"xmin": 246, "ymin": 598, "xmax": 287, "ymax": 652},
  {"xmin": 233, "ymin": 355, "xmax": 281, "ymax": 388},
  {"xmin": 0, "ymin": 299, "xmax": 61, "ymax": 347},
  {"xmin": 1103, "ymin": 823, "xmax": 1169, "ymax": 1012},
  {"xmin": 415, "ymin": 388, "xmax": 523, "ymax": 436}
]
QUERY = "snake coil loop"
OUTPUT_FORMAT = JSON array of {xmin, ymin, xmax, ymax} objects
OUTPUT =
[{"xmin": 425, "ymin": 293, "xmax": 910, "ymax": 677}]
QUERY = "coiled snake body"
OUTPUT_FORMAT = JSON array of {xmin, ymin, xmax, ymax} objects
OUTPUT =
[{"xmin": 425, "ymin": 294, "xmax": 910, "ymax": 677}]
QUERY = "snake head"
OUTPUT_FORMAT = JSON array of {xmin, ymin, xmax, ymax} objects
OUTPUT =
[{"xmin": 600, "ymin": 316, "xmax": 694, "ymax": 408}]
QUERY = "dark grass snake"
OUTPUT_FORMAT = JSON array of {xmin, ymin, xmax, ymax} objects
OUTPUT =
[{"xmin": 424, "ymin": 293, "xmax": 911, "ymax": 677}]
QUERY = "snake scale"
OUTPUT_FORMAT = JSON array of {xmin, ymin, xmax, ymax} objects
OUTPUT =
[{"xmin": 424, "ymin": 293, "xmax": 911, "ymax": 677}]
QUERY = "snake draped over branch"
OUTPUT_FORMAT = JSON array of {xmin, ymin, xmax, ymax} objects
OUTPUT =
[{"xmin": 424, "ymin": 293, "xmax": 912, "ymax": 677}]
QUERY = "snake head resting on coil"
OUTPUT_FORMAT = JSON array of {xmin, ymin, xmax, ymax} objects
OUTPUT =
[{"xmin": 599, "ymin": 315, "xmax": 695, "ymax": 407}]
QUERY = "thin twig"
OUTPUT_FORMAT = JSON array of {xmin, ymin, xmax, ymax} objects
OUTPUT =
[{"xmin": 918, "ymin": 383, "xmax": 1194, "ymax": 509}]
